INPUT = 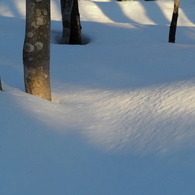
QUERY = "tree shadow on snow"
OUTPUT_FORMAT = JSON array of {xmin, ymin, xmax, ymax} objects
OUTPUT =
[{"xmin": 50, "ymin": 21, "xmax": 195, "ymax": 92}]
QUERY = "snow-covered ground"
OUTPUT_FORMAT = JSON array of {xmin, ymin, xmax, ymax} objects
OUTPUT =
[{"xmin": 0, "ymin": 0, "xmax": 195, "ymax": 194}]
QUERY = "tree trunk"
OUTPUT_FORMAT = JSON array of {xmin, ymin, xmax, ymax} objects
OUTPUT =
[
  {"xmin": 0, "ymin": 77, "xmax": 2, "ymax": 91},
  {"xmin": 60, "ymin": 0, "xmax": 82, "ymax": 44},
  {"xmin": 23, "ymin": 0, "xmax": 51, "ymax": 101},
  {"xmin": 69, "ymin": 0, "xmax": 82, "ymax": 44},
  {"xmin": 169, "ymin": 0, "xmax": 180, "ymax": 43}
]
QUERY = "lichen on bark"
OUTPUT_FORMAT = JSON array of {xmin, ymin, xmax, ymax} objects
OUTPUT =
[{"xmin": 23, "ymin": 0, "xmax": 51, "ymax": 101}]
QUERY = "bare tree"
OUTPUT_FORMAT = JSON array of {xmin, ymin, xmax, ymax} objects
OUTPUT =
[
  {"xmin": 60, "ymin": 0, "xmax": 82, "ymax": 44},
  {"xmin": 169, "ymin": 0, "xmax": 180, "ymax": 43},
  {"xmin": 23, "ymin": 0, "xmax": 51, "ymax": 101}
]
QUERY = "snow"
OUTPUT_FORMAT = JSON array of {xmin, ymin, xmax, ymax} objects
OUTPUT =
[{"xmin": 0, "ymin": 0, "xmax": 195, "ymax": 194}]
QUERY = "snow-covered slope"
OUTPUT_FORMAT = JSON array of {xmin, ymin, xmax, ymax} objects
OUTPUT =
[{"xmin": 0, "ymin": 0, "xmax": 195, "ymax": 194}]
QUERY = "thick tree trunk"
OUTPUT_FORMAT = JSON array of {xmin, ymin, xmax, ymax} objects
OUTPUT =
[
  {"xmin": 169, "ymin": 0, "xmax": 180, "ymax": 43},
  {"xmin": 23, "ymin": 0, "xmax": 51, "ymax": 101},
  {"xmin": 60, "ymin": 0, "xmax": 82, "ymax": 44},
  {"xmin": 69, "ymin": 0, "xmax": 82, "ymax": 44}
]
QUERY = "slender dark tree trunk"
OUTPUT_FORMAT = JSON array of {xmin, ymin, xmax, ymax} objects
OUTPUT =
[
  {"xmin": 60, "ymin": 0, "xmax": 82, "ymax": 44},
  {"xmin": 0, "ymin": 77, "xmax": 2, "ymax": 91},
  {"xmin": 23, "ymin": 0, "xmax": 51, "ymax": 101},
  {"xmin": 169, "ymin": 0, "xmax": 180, "ymax": 43}
]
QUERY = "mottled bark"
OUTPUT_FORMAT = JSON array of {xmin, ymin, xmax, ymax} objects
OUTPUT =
[
  {"xmin": 169, "ymin": 0, "xmax": 180, "ymax": 43},
  {"xmin": 60, "ymin": 0, "xmax": 82, "ymax": 44},
  {"xmin": 23, "ymin": 0, "xmax": 51, "ymax": 101}
]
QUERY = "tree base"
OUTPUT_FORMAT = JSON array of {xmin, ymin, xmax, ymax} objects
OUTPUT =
[
  {"xmin": 0, "ymin": 77, "xmax": 2, "ymax": 91},
  {"xmin": 169, "ymin": 11, "xmax": 179, "ymax": 43}
]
